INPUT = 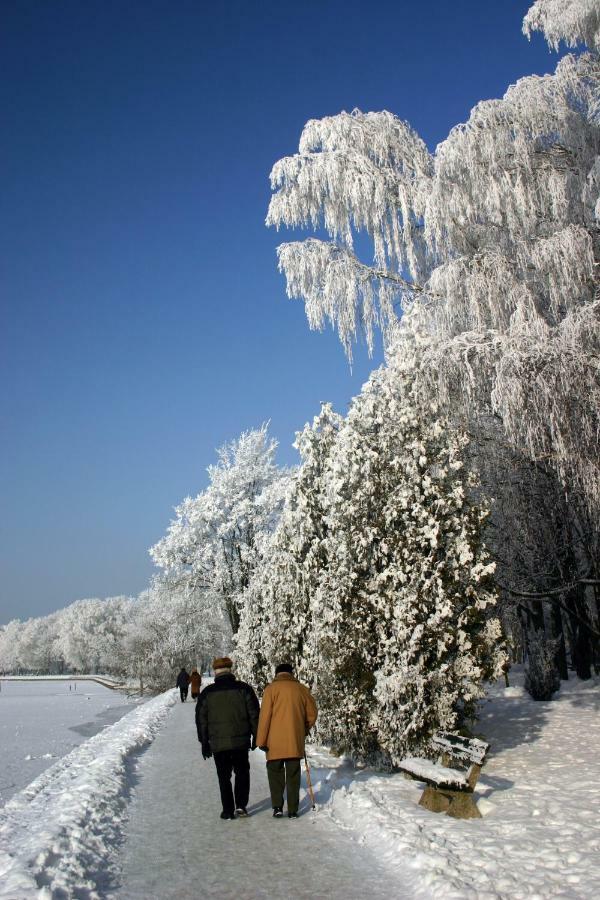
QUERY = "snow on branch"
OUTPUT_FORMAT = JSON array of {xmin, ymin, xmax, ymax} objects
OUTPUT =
[
  {"xmin": 276, "ymin": 239, "xmax": 422, "ymax": 358},
  {"xmin": 407, "ymin": 297, "xmax": 600, "ymax": 512},
  {"xmin": 267, "ymin": 109, "xmax": 432, "ymax": 277},
  {"xmin": 426, "ymin": 55, "xmax": 600, "ymax": 261},
  {"xmin": 523, "ymin": 0, "xmax": 600, "ymax": 52}
]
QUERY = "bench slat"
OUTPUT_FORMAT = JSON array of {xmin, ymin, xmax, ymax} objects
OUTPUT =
[
  {"xmin": 432, "ymin": 732, "xmax": 489, "ymax": 765},
  {"xmin": 399, "ymin": 757, "xmax": 469, "ymax": 790}
]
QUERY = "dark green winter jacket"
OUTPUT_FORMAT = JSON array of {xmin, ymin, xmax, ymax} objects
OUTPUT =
[{"xmin": 195, "ymin": 672, "xmax": 260, "ymax": 753}]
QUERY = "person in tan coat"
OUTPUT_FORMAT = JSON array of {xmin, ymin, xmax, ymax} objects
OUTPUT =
[
  {"xmin": 256, "ymin": 663, "xmax": 318, "ymax": 818},
  {"xmin": 189, "ymin": 667, "xmax": 202, "ymax": 700}
]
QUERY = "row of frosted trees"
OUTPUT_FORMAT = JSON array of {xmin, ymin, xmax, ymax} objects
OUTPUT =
[
  {"xmin": 235, "ymin": 366, "xmax": 507, "ymax": 762},
  {"xmin": 149, "ymin": 391, "xmax": 507, "ymax": 762},
  {"xmin": 0, "ymin": 585, "xmax": 227, "ymax": 691}
]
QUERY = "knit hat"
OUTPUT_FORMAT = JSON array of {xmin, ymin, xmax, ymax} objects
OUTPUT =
[
  {"xmin": 213, "ymin": 656, "xmax": 233, "ymax": 671},
  {"xmin": 275, "ymin": 662, "xmax": 293, "ymax": 675}
]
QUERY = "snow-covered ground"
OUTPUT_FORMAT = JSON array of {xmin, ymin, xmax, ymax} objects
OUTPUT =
[
  {"xmin": 0, "ymin": 690, "xmax": 176, "ymax": 898},
  {"xmin": 310, "ymin": 669, "xmax": 600, "ymax": 898},
  {"xmin": 0, "ymin": 680, "xmax": 141, "ymax": 806},
  {"xmin": 117, "ymin": 699, "xmax": 411, "ymax": 900},
  {"xmin": 1, "ymin": 671, "xmax": 599, "ymax": 898}
]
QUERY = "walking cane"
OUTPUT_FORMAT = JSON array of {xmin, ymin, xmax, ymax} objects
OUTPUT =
[{"xmin": 304, "ymin": 753, "xmax": 316, "ymax": 810}]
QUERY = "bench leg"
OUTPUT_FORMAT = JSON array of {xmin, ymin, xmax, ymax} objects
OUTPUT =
[
  {"xmin": 446, "ymin": 791, "xmax": 481, "ymax": 820},
  {"xmin": 418, "ymin": 786, "xmax": 481, "ymax": 819},
  {"xmin": 418, "ymin": 785, "xmax": 451, "ymax": 814}
]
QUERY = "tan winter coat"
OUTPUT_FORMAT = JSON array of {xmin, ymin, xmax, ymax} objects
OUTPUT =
[
  {"xmin": 190, "ymin": 670, "xmax": 202, "ymax": 694},
  {"xmin": 256, "ymin": 673, "xmax": 318, "ymax": 761}
]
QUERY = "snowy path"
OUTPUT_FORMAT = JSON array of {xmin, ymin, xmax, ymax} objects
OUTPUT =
[{"xmin": 115, "ymin": 700, "xmax": 410, "ymax": 900}]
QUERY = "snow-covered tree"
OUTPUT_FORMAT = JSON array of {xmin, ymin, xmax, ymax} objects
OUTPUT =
[
  {"xmin": 15, "ymin": 613, "xmax": 62, "ymax": 673},
  {"xmin": 0, "ymin": 620, "xmax": 24, "ymax": 673},
  {"xmin": 267, "ymin": 9, "xmax": 599, "ymax": 510},
  {"xmin": 313, "ymin": 357, "xmax": 505, "ymax": 761},
  {"xmin": 55, "ymin": 596, "xmax": 133, "ymax": 674},
  {"xmin": 266, "ymin": 0, "xmax": 600, "ymax": 674},
  {"xmin": 150, "ymin": 425, "xmax": 290, "ymax": 637},
  {"xmin": 523, "ymin": 0, "xmax": 600, "ymax": 51},
  {"xmin": 121, "ymin": 575, "xmax": 227, "ymax": 690},
  {"xmin": 236, "ymin": 404, "xmax": 342, "ymax": 689}
]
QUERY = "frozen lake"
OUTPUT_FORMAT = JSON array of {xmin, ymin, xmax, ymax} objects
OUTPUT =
[{"xmin": 0, "ymin": 679, "xmax": 140, "ymax": 805}]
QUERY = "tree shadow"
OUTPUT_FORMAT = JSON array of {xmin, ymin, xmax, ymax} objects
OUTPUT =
[
  {"xmin": 477, "ymin": 695, "xmax": 551, "ymax": 755},
  {"xmin": 476, "ymin": 774, "xmax": 515, "ymax": 799},
  {"xmin": 560, "ymin": 689, "xmax": 600, "ymax": 711}
]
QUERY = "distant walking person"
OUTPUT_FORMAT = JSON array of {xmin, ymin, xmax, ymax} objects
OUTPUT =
[
  {"xmin": 256, "ymin": 663, "xmax": 318, "ymax": 818},
  {"xmin": 176, "ymin": 667, "xmax": 190, "ymax": 702},
  {"xmin": 196, "ymin": 657, "xmax": 260, "ymax": 820},
  {"xmin": 190, "ymin": 667, "xmax": 202, "ymax": 700}
]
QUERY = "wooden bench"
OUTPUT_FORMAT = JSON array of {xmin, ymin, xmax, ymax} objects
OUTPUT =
[{"xmin": 399, "ymin": 732, "xmax": 489, "ymax": 819}]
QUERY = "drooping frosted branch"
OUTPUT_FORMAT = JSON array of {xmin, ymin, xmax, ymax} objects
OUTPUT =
[
  {"xmin": 523, "ymin": 0, "xmax": 600, "ymax": 51},
  {"xmin": 276, "ymin": 238, "xmax": 421, "ymax": 358},
  {"xmin": 267, "ymin": 109, "xmax": 432, "ymax": 277},
  {"xmin": 426, "ymin": 54, "xmax": 600, "ymax": 261},
  {"xmin": 396, "ymin": 297, "xmax": 600, "ymax": 511}
]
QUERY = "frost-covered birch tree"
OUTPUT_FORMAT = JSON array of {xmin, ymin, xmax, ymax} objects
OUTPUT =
[
  {"xmin": 267, "ymin": 1, "xmax": 599, "ymax": 511},
  {"xmin": 266, "ymin": 0, "xmax": 600, "ymax": 678}
]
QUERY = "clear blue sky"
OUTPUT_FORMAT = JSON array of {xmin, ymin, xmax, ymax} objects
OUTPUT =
[{"xmin": 1, "ymin": 0, "xmax": 561, "ymax": 621}]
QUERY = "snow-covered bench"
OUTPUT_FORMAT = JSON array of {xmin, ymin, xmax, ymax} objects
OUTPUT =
[{"xmin": 399, "ymin": 732, "xmax": 489, "ymax": 819}]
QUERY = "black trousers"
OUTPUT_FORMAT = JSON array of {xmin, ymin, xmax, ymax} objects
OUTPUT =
[
  {"xmin": 266, "ymin": 758, "xmax": 301, "ymax": 814},
  {"xmin": 179, "ymin": 686, "xmax": 188, "ymax": 702},
  {"xmin": 213, "ymin": 748, "xmax": 250, "ymax": 814}
]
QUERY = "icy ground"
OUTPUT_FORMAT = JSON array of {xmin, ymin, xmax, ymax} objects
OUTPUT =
[
  {"xmin": 115, "ymin": 699, "xmax": 411, "ymax": 900},
  {"xmin": 0, "ymin": 680, "xmax": 140, "ymax": 805},
  {"xmin": 1, "ymin": 670, "xmax": 599, "ymax": 898}
]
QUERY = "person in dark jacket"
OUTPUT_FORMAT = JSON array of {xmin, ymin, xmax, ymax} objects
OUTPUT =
[
  {"xmin": 176, "ymin": 667, "xmax": 190, "ymax": 702},
  {"xmin": 196, "ymin": 656, "xmax": 260, "ymax": 820}
]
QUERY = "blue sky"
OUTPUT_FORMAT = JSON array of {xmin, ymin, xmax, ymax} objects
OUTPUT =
[{"xmin": 1, "ymin": 0, "xmax": 562, "ymax": 621}]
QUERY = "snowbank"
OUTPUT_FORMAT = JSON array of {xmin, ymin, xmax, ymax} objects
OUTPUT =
[
  {"xmin": 0, "ymin": 680, "xmax": 141, "ymax": 805},
  {"xmin": 0, "ymin": 689, "xmax": 176, "ymax": 899},
  {"xmin": 308, "ymin": 671, "xmax": 600, "ymax": 898}
]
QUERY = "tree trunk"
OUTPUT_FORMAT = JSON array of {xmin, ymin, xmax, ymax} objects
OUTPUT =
[
  {"xmin": 549, "ymin": 602, "xmax": 569, "ymax": 681},
  {"xmin": 569, "ymin": 584, "xmax": 592, "ymax": 680}
]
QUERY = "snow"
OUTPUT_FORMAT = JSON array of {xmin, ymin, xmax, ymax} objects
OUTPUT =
[
  {"xmin": 431, "ymin": 732, "xmax": 489, "ymax": 764},
  {"xmin": 116, "ymin": 698, "xmax": 412, "ymax": 899},
  {"xmin": 3, "ymin": 675, "xmax": 125, "ymax": 686},
  {"xmin": 0, "ymin": 688, "xmax": 176, "ymax": 898},
  {"xmin": 0, "ymin": 679, "xmax": 140, "ymax": 806},
  {"xmin": 398, "ymin": 758, "xmax": 468, "ymax": 789},
  {"xmin": 309, "ymin": 669, "xmax": 600, "ymax": 898},
  {"xmin": 2, "ymin": 669, "xmax": 599, "ymax": 898}
]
